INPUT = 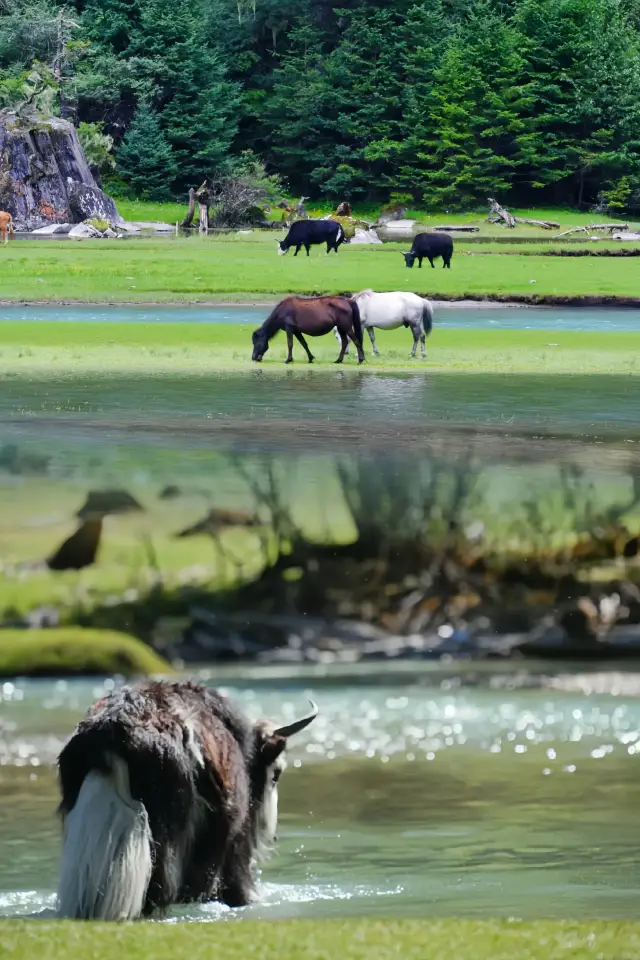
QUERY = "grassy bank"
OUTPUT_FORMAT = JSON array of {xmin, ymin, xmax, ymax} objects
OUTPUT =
[
  {"xmin": 3, "ymin": 235, "xmax": 640, "ymax": 302},
  {"xmin": 0, "ymin": 628, "xmax": 171, "ymax": 677},
  {"xmin": 1, "ymin": 321, "xmax": 638, "ymax": 375},
  {"xmin": 4, "ymin": 919, "xmax": 640, "ymax": 960}
]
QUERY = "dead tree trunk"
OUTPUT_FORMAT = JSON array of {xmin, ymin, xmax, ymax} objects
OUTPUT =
[
  {"xmin": 180, "ymin": 188, "xmax": 196, "ymax": 228},
  {"xmin": 488, "ymin": 197, "xmax": 516, "ymax": 228},
  {"xmin": 196, "ymin": 181, "xmax": 211, "ymax": 235}
]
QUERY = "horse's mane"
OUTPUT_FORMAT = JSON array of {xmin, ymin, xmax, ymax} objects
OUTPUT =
[{"xmin": 351, "ymin": 289, "xmax": 375, "ymax": 302}]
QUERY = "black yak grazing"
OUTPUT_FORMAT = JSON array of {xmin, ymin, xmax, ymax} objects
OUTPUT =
[
  {"xmin": 403, "ymin": 232, "xmax": 454, "ymax": 269},
  {"xmin": 277, "ymin": 219, "xmax": 348, "ymax": 256},
  {"xmin": 56, "ymin": 680, "xmax": 317, "ymax": 920}
]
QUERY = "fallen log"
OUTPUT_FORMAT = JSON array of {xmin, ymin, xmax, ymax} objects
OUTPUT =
[
  {"xmin": 555, "ymin": 223, "xmax": 628, "ymax": 238},
  {"xmin": 588, "ymin": 222, "xmax": 628, "ymax": 232},
  {"xmin": 513, "ymin": 216, "xmax": 560, "ymax": 229},
  {"xmin": 434, "ymin": 225, "xmax": 479, "ymax": 232},
  {"xmin": 555, "ymin": 226, "xmax": 591, "ymax": 238}
]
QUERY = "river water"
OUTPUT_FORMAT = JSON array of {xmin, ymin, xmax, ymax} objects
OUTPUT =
[
  {"xmin": 1, "ymin": 301, "xmax": 640, "ymax": 331},
  {"xmin": 1, "ymin": 668, "xmax": 639, "ymax": 922}
]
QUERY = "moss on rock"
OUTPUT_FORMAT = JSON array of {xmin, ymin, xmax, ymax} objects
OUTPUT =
[
  {"xmin": 0, "ymin": 627, "xmax": 172, "ymax": 678},
  {"xmin": 86, "ymin": 218, "xmax": 109, "ymax": 233}
]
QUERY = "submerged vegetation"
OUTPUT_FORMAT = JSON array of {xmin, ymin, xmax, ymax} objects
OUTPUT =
[{"xmin": 1, "ymin": 321, "xmax": 639, "ymax": 376}]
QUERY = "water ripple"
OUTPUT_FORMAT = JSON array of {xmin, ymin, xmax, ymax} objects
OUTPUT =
[{"xmin": 2, "ymin": 677, "xmax": 640, "ymax": 768}]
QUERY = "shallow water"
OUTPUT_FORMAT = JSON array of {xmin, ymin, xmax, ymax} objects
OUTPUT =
[
  {"xmin": 1, "ymin": 302, "xmax": 640, "ymax": 331},
  {"xmin": 2, "ymin": 373, "xmax": 640, "ymax": 460},
  {"xmin": 1, "ymin": 670, "xmax": 639, "ymax": 921}
]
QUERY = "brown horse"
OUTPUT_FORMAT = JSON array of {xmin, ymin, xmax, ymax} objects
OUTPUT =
[
  {"xmin": 0, "ymin": 211, "xmax": 13, "ymax": 244},
  {"xmin": 251, "ymin": 295, "xmax": 365, "ymax": 364}
]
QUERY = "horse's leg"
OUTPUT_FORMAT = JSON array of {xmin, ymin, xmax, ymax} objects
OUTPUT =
[
  {"xmin": 285, "ymin": 330, "xmax": 294, "ymax": 363},
  {"xmin": 293, "ymin": 245, "xmax": 301, "ymax": 256},
  {"xmin": 294, "ymin": 330, "xmax": 314, "ymax": 363},
  {"xmin": 334, "ymin": 330, "xmax": 348, "ymax": 364},
  {"xmin": 334, "ymin": 325, "xmax": 349, "ymax": 353},
  {"xmin": 420, "ymin": 331, "xmax": 427, "ymax": 358},
  {"xmin": 429, "ymin": 258, "xmax": 435, "ymax": 268},
  {"xmin": 367, "ymin": 326, "xmax": 380, "ymax": 357},
  {"xmin": 410, "ymin": 324, "xmax": 420, "ymax": 358},
  {"xmin": 346, "ymin": 326, "xmax": 365, "ymax": 365},
  {"xmin": 305, "ymin": 244, "xmax": 310, "ymax": 256},
  {"xmin": 418, "ymin": 258, "xmax": 423, "ymax": 268}
]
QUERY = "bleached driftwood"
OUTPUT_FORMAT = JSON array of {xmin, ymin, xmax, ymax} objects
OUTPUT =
[
  {"xmin": 514, "ymin": 216, "xmax": 560, "ymax": 229},
  {"xmin": 488, "ymin": 198, "xmax": 516, "ymax": 227},
  {"xmin": 589, "ymin": 223, "xmax": 628, "ymax": 233},
  {"xmin": 488, "ymin": 198, "xmax": 559, "ymax": 229}
]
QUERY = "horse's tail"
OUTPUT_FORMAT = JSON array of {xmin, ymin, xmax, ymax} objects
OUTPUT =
[
  {"xmin": 57, "ymin": 753, "xmax": 153, "ymax": 920},
  {"xmin": 421, "ymin": 298, "xmax": 434, "ymax": 338},
  {"xmin": 349, "ymin": 298, "xmax": 363, "ymax": 347}
]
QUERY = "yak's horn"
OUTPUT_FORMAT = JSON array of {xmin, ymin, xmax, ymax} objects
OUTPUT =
[{"xmin": 273, "ymin": 700, "xmax": 318, "ymax": 738}]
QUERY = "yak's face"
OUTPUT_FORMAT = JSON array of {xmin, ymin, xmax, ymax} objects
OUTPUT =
[
  {"xmin": 252, "ymin": 329, "xmax": 269, "ymax": 362},
  {"xmin": 251, "ymin": 702, "xmax": 318, "ymax": 861},
  {"xmin": 403, "ymin": 252, "xmax": 416, "ymax": 268},
  {"xmin": 277, "ymin": 240, "xmax": 288, "ymax": 256},
  {"xmin": 257, "ymin": 742, "xmax": 288, "ymax": 855}
]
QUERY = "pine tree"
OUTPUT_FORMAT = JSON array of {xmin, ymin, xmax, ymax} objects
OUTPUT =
[
  {"xmin": 262, "ymin": 22, "xmax": 333, "ymax": 192},
  {"xmin": 116, "ymin": 100, "xmax": 177, "ymax": 200},
  {"xmin": 132, "ymin": 0, "xmax": 241, "ymax": 187},
  {"xmin": 414, "ymin": 4, "xmax": 531, "ymax": 208}
]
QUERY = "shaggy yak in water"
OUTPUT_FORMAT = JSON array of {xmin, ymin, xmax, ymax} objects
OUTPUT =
[{"xmin": 56, "ymin": 680, "xmax": 317, "ymax": 920}]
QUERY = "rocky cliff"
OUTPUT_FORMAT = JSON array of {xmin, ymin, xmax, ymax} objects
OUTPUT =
[{"xmin": 0, "ymin": 110, "xmax": 121, "ymax": 230}]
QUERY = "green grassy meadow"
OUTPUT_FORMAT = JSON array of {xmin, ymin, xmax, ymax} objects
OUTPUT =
[
  {"xmin": 1, "ymin": 320, "xmax": 638, "ymax": 375},
  {"xmin": 2, "ymin": 232, "xmax": 640, "ymax": 303},
  {"xmin": 3, "ymin": 919, "xmax": 639, "ymax": 960}
]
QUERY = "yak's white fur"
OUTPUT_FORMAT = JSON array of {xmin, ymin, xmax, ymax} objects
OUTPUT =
[
  {"xmin": 176, "ymin": 708, "xmax": 205, "ymax": 770},
  {"xmin": 57, "ymin": 754, "xmax": 152, "ymax": 921},
  {"xmin": 253, "ymin": 755, "xmax": 286, "ymax": 864}
]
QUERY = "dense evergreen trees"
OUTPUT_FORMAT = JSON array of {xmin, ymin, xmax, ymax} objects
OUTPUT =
[{"xmin": 1, "ymin": 0, "xmax": 640, "ymax": 207}]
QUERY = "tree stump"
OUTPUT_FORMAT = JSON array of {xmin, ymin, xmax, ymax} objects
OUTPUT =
[
  {"xmin": 180, "ymin": 188, "xmax": 196, "ymax": 228},
  {"xmin": 195, "ymin": 181, "xmax": 211, "ymax": 234}
]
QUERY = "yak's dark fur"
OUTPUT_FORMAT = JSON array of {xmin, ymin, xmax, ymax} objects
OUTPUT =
[
  {"xmin": 404, "ymin": 232, "xmax": 454, "ymax": 269},
  {"xmin": 277, "ymin": 218, "xmax": 348, "ymax": 256},
  {"xmin": 57, "ymin": 680, "xmax": 290, "ymax": 915}
]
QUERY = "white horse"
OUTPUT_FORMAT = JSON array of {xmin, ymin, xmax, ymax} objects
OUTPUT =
[{"xmin": 335, "ymin": 289, "xmax": 434, "ymax": 358}]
